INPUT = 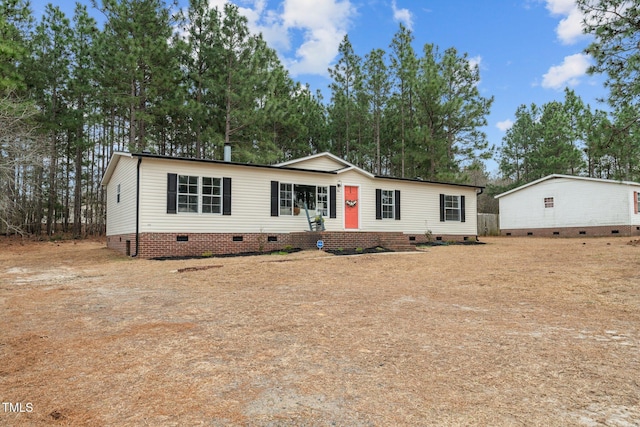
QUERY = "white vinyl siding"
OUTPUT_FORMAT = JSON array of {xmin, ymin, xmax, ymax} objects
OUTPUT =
[
  {"xmin": 280, "ymin": 156, "xmax": 346, "ymax": 172},
  {"xmin": 138, "ymin": 160, "xmax": 341, "ymax": 234},
  {"xmin": 338, "ymin": 170, "xmax": 478, "ymax": 235},
  {"xmin": 125, "ymin": 158, "xmax": 478, "ymax": 236},
  {"xmin": 105, "ymin": 155, "xmax": 137, "ymax": 236}
]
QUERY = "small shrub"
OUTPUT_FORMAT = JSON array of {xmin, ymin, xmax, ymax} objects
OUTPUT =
[
  {"xmin": 424, "ymin": 229, "xmax": 434, "ymax": 242},
  {"xmin": 355, "ymin": 247, "xmax": 364, "ymax": 253},
  {"xmin": 202, "ymin": 251, "xmax": 213, "ymax": 257}
]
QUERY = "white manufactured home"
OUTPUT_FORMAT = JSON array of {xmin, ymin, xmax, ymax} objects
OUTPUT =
[
  {"xmin": 101, "ymin": 151, "xmax": 482, "ymax": 258},
  {"xmin": 495, "ymin": 174, "xmax": 640, "ymax": 237}
]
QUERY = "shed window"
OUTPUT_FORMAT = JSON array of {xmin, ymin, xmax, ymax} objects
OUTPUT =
[
  {"xmin": 116, "ymin": 184, "xmax": 121, "ymax": 203},
  {"xmin": 544, "ymin": 197, "xmax": 554, "ymax": 208}
]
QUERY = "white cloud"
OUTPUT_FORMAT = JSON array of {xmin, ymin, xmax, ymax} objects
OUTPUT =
[
  {"xmin": 391, "ymin": 0, "xmax": 413, "ymax": 30},
  {"xmin": 545, "ymin": 0, "xmax": 574, "ymax": 15},
  {"xmin": 281, "ymin": 0, "xmax": 356, "ymax": 76},
  {"xmin": 208, "ymin": 0, "xmax": 356, "ymax": 77},
  {"xmin": 541, "ymin": 53, "xmax": 591, "ymax": 89},
  {"xmin": 468, "ymin": 55, "xmax": 482, "ymax": 71},
  {"xmin": 545, "ymin": 0, "xmax": 587, "ymax": 45},
  {"xmin": 496, "ymin": 119, "xmax": 513, "ymax": 132}
]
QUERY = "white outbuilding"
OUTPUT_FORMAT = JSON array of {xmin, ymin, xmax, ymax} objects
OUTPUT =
[{"xmin": 495, "ymin": 174, "xmax": 640, "ymax": 237}]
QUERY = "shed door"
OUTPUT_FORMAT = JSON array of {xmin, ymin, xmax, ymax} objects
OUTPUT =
[{"xmin": 344, "ymin": 185, "xmax": 359, "ymax": 230}]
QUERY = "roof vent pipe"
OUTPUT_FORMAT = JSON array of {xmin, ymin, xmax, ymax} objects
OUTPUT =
[{"xmin": 224, "ymin": 143, "xmax": 231, "ymax": 162}]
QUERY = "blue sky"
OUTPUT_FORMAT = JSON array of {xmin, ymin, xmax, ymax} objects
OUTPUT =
[{"xmin": 33, "ymin": 0, "xmax": 608, "ymax": 174}]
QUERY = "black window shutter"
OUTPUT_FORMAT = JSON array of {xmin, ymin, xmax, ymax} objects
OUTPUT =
[
  {"xmin": 222, "ymin": 177, "xmax": 232, "ymax": 215},
  {"xmin": 329, "ymin": 186, "xmax": 337, "ymax": 218},
  {"xmin": 395, "ymin": 190, "xmax": 401, "ymax": 220},
  {"xmin": 460, "ymin": 195, "xmax": 466, "ymax": 222},
  {"xmin": 270, "ymin": 181, "xmax": 279, "ymax": 216},
  {"xmin": 167, "ymin": 173, "xmax": 177, "ymax": 214},
  {"xmin": 376, "ymin": 189, "xmax": 382, "ymax": 220},
  {"xmin": 439, "ymin": 193, "xmax": 445, "ymax": 222}
]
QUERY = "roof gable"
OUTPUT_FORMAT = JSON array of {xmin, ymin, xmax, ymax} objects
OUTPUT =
[
  {"xmin": 101, "ymin": 152, "xmax": 132, "ymax": 186},
  {"xmin": 495, "ymin": 174, "xmax": 640, "ymax": 199},
  {"xmin": 275, "ymin": 152, "xmax": 375, "ymax": 178}
]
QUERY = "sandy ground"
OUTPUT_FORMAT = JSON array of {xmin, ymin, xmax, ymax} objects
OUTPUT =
[{"xmin": 1, "ymin": 236, "xmax": 639, "ymax": 426}]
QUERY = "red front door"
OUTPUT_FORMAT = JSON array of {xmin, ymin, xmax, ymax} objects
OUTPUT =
[{"xmin": 344, "ymin": 185, "xmax": 359, "ymax": 229}]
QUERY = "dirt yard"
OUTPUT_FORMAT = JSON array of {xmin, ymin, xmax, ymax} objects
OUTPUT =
[{"xmin": 1, "ymin": 236, "xmax": 639, "ymax": 426}]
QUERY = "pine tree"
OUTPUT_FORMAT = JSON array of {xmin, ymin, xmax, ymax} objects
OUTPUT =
[
  {"xmin": 499, "ymin": 104, "xmax": 539, "ymax": 184},
  {"xmin": 411, "ymin": 45, "xmax": 494, "ymax": 181},
  {"xmin": 0, "ymin": 0, "xmax": 32, "ymax": 94},
  {"xmin": 578, "ymin": 0, "xmax": 640, "ymax": 113},
  {"xmin": 28, "ymin": 4, "xmax": 73, "ymax": 235},
  {"xmin": 328, "ymin": 35, "xmax": 362, "ymax": 160},
  {"xmin": 95, "ymin": 0, "xmax": 176, "ymax": 152},
  {"xmin": 533, "ymin": 101, "xmax": 584, "ymax": 177},
  {"xmin": 0, "ymin": 0, "xmax": 41, "ymax": 235},
  {"xmin": 180, "ymin": 0, "xmax": 223, "ymax": 158},
  {"xmin": 389, "ymin": 23, "xmax": 418, "ymax": 177},
  {"xmin": 438, "ymin": 47, "xmax": 493, "ymax": 175},
  {"xmin": 214, "ymin": 3, "xmax": 280, "ymax": 162},
  {"xmin": 413, "ymin": 44, "xmax": 447, "ymax": 179},
  {"xmin": 363, "ymin": 48, "xmax": 390, "ymax": 175},
  {"xmin": 68, "ymin": 3, "xmax": 98, "ymax": 237}
]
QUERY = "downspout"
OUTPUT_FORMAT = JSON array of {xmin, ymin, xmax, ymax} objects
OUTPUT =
[
  {"xmin": 476, "ymin": 187, "xmax": 484, "ymax": 241},
  {"xmin": 132, "ymin": 156, "xmax": 141, "ymax": 257}
]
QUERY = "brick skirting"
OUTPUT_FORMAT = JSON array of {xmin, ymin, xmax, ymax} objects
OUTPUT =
[
  {"xmin": 107, "ymin": 233, "xmax": 137, "ymax": 256},
  {"xmin": 500, "ymin": 225, "xmax": 640, "ymax": 237},
  {"xmin": 107, "ymin": 231, "xmax": 477, "ymax": 258}
]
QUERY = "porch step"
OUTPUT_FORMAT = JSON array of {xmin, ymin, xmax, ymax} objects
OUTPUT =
[{"xmin": 379, "ymin": 235, "xmax": 416, "ymax": 252}]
